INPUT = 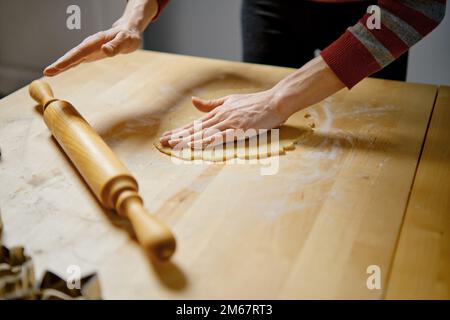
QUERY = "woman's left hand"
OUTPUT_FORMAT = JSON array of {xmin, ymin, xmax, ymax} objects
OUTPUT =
[{"xmin": 159, "ymin": 88, "xmax": 289, "ymax": 149}]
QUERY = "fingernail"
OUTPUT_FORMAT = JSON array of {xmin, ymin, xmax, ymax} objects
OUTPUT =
[
  {"xmin": 102, "ymin": 45, "xmax": 113, "ymax": 53},
  {"xmin": 47, "ymin": 66, "xmax": 59, "ymax": 72},
  {"xmin": 44, "ymin": 68, "xmax": 55, "ymax": 76}
]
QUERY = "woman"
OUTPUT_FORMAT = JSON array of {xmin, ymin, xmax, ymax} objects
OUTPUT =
[{"xmin": 44, "ymin": 0, "xmax": 446, "ymax": 149}]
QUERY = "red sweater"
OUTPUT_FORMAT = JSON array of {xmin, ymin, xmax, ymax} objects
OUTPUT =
[{"xmin": 155, "ymin": 0, "xmax": 446, "ymax": 88}]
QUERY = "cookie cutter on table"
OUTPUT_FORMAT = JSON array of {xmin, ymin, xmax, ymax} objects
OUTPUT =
[
  {"xmin": 0, "ymin": 211, "xmax": 102, "ymax": 300},
  {"xmin": 0, "ymin": 246, "xmax": 35, "ymax": 299}
]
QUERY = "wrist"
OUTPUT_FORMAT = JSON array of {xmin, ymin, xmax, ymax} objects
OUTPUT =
[
  {"xmin": 271, "ymin": 56, "xmax": 345, "ymax": 118},
  {"xmin": 116, "ymin": 0, "xmax": 158, "ymax": 33},
  {"xmin": 114, "ymin": 15, "xmax": 146, "ymax": 34},
  {"xmin": 123, "ymin": 20, "xmax": 144, "ymax": 34},
  {"xmin": 271, "ymin": 82, "xmax": 304, "ymax": 120}
]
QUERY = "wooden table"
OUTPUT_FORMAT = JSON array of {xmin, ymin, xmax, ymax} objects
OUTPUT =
[{"xmin": 0, "ymin": 51, "xmax": 448, "ymax": 299}]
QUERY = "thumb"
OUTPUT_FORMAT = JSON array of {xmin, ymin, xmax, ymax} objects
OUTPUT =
[
  {"xmin": 101, "ymin": 32, "xmax": 127, "ymax": 57},
  {"xmin": 192, "ymin": 96, "xmax": 226, "ymax": 112}
]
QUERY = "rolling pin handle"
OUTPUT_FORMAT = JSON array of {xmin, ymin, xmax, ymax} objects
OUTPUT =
[
  {"xmin": 116, "ymin": 190, "xmax": 176, "ymax": 260},
  {"xmin": 29, "ymin": 80, "xmax": 58, "ymax": 110}
]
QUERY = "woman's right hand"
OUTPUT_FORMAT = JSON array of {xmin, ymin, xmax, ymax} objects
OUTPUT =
[{"xmin": 43, "ymin": 21, "xmax": 142, "ymax": 77}]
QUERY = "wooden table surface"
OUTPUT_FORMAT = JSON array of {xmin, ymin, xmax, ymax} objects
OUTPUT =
[
  {"xmin": 386, "ymin": 86, "xmax": 450, "ymax": 299},
  {"xmin": 0, "ymin": 51, "xmax": 447, "ymax": 299}
]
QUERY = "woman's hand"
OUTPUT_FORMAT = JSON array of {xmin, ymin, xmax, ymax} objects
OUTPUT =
[
  {"xmin": 159, "ymin": 89, "xmax": 289, "ymax": 150},
  {"xmin": 160, "ymin": 56, "xmax": 346, "ymax": 150},
  {"xmin": 44, "ymin": 22, "xmax": 142, "ymax": 76},
  {"xmin": 44, "ymin": 0, "xmax": 159, "ymax": 77}
]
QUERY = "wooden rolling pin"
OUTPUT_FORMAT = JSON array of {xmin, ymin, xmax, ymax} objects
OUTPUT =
[{"xmin": 29, "ymin": 80, "xmax": 176, "ymax": 260}]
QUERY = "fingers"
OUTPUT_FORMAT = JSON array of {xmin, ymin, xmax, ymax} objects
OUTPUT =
[
  {"xmin": 102, "ymin": 31, "xmax": 136, "ymax": 57},
  {"xmin": 102, "ymin": 32, "xmax": 125, "ymax": 57},
  {"xmin": 44, "ymin": 31, "xmax": 109, "ymax": 76},
  {"xmin": 159, "ymin": 96, "xmax": 226, "ymax": 146},
  {"xmin": 166, "ymin": 116, "xmax": 223, "ymax": 148},
  {"xmin": 192, "ymin": 96, "xmax": 226, "ymax": 112},
  {"xmin": 161, "ymin": 100, "xmax": 220, "ymax": 138},
  {"xmin": 172, "ymin": 123, "xmax": 225, "ymax": 149},
  {"xmin": 190, "ymin": 128, "xmax": 236, "ymax": 150},
  {"xmin": 186, "ymin": 125, "xmax": 261, "ymax": 150},
  {"xmin": 159, "ymin": 112, "xmax": 216, "ymax": 146},
  {"xmin": 44, "ymin": 57, "xmax": 87, "ymax": 77}
]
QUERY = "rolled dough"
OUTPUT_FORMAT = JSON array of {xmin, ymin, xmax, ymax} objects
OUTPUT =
[{"xmin": 155, "ymin": 118, "xmax": 314, "ymax": 162}]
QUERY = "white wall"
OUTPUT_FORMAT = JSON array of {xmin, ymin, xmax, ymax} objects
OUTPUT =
[
  {"xmin": 407, "ymin": 3, "xmax": 450, "ymax": 86},
  {"xmin": 0, "ymin": 0, "xmax": 125, "ymax": 95},
  {"xmin": 144, "ymin": 0, "xmax": 242, "ymax": 61}
]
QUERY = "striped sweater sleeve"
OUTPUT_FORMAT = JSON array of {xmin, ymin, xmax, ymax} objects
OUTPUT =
[{"xmin": 321, "ymin": 0, "xmax": 447, "ymax": 88}]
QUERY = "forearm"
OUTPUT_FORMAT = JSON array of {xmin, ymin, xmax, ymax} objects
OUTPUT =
[
  {"xmin": 272, "ymin": 56, "xmax": 345, "ymax": 118},
  {"xmin": 116, "ymin": 0, "xmax": 159, "ymax": 32}
]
